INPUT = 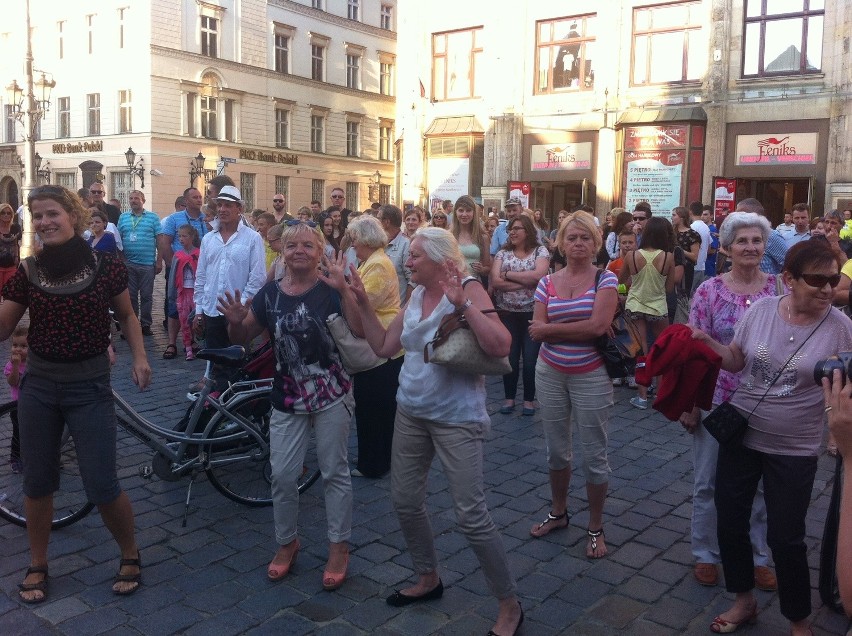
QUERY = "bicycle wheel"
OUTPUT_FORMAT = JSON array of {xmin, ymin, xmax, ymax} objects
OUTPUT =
[
  {"xmin": 205, "ymin": 394, "xmax": 274, "ymax": 507},
  {"xmin": 0, "ymin": 401, "xmax": 95, "ymax": 529}
]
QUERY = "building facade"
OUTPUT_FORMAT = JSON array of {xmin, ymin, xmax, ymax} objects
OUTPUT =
[
  {"xmin": 395, "ymin": 0, "xmax": 852, "ymax": 225},
  {"xmin": 0, "ymin": 0, "xmax": 396, "ymax": 215}
]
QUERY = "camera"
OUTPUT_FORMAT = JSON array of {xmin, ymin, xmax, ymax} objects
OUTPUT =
[{"xmin": 813, "ymin": 352, "xmax": 852, "ymax": 385}]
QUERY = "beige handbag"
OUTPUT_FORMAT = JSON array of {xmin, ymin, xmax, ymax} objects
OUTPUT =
[
  {"xmin": 424, "ymin": 308, "xmax": 512, "ymax": 376},
  {"xmin": 326, "ymin": 313, "xmax": 386, "ymax": 375}
]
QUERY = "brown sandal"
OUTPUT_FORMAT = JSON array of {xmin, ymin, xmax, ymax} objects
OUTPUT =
[
  {"xmin": 162, "ymin": 344, "xmax": 177, "ymax": 359},
  {"xmin": 18, "ymin": 566, "xmax": 49, "ymax": 604},
  {"xmin": 113, "ymin": 553, "xmax": 142, "ymax": 595}
]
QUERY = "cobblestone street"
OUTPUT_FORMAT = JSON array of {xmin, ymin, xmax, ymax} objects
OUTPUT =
[{"xmin": 0, "ymin": 281, "xmax": 849, "ymax": 635}]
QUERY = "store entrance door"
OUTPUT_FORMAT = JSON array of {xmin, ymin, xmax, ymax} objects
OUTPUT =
[
  {"xmin": 736, "ymin": 178, "xmax": 812, "ymax": 225},
  {"xmin": 545, "ymin": 180, "xmax": 596, "ymax": 227}
]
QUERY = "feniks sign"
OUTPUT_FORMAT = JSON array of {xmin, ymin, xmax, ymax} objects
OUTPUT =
[
  {"xmin": 735, "ymin": 133, "xmax": 818, "ymax": 165},
  {"xmin": 530, "ymin": 143, "xmax": 592, "ymax": 171}
]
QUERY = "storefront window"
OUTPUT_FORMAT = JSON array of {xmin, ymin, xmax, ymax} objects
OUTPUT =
[
  {"xmin": 631, "ymin": 1, "xmax": 704, "ymax": 86},
  {"xmin": 535, "ymin": 14, "xmax": 595, "ymax": 94},
  {"xmin": 742, "ymin": 0, "xmax": 823, "ymax": 77}
]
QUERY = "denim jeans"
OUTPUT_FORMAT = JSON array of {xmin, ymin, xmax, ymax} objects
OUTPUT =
[
  {"xmin": 125, "ymin": 261, "xmax": 156, "ymax": 327},
  {"xmin": 499, "ymin": 310, "xmax": 540, "ymax": 402}
]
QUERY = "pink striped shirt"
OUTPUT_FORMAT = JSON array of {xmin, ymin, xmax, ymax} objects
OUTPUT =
[{"xmin": 534, "ymin": 271, "xmax": 618, "ymax": 374}]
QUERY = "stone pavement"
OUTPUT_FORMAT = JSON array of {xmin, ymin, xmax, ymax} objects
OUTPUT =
[{"xmin": 1, "ymin": 279, "xmax": 850, "ymax": 636}]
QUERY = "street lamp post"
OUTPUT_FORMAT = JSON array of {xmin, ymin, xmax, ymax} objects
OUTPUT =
[
  {"xmin": 124, "ymin": 147, "xmax": 145, "ymax": 189},
  {"xmin": 5, "ymin": 0, "xmax": 54, "ymax": 257},
  {"xmin": 369, "ymin": 170, "xmax": 382, "ymax": 202},
  {"xmin": 189, "ymin": 152, "xmax": 206, "ymax": 187}
]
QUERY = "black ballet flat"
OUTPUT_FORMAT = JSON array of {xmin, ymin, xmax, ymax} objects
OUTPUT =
[{"xmin": 386, "ymin": 578, "xmax": 444, "ymax": 607}]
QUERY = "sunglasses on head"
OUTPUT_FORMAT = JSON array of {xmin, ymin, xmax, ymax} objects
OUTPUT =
[
  {"xmin": 799, "ymin": 273, "xmax": 841, "ymax": 288},
  {"xmin": 284, "ymin": 219, "xmax": 318, "ymax": 228}
]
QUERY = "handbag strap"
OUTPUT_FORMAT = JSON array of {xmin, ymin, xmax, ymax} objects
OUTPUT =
[{"xmin": 738, "ymin": 300, "xmax": 831, "ymax": 419}]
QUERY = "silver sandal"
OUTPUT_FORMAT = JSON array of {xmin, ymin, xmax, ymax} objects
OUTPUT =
[{"xmin": 530, "ymin": 511, "xmax": 568, "ymax": 538}]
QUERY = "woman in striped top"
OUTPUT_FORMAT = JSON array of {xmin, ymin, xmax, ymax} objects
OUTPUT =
[{"xmin": 527, "ymin": 211, "xmax": 619, "ymax": 559}]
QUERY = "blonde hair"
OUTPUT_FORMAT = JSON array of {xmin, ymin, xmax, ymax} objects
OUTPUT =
[
  {"xmin": 556, "ymin": 210, "xmax": 602, "ymax": 252},
  {"xmin": 346, "ymin": 215, "xmax": 388, "ymax": 249},
  {"xmin": 412, "ymin": 227, "xmax": 467, "ymax": 274}
]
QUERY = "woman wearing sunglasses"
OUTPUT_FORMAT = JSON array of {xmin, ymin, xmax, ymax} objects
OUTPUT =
[{"xmin": 691, "ymin": 239, "xmax": 852, "ymax": 636}]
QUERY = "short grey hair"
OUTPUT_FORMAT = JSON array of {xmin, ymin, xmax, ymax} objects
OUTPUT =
[
  {"xmin": 719, "ymin": 212, "xmax": 771, "ymax": 250},
  {"xmin": 736, "ymin": 197, "xmax": 764, "ymax": 215},
  {"xmin": 412, "ymin": 226, "xmax": 467, "ymax": 274},
  {"xmin": 346, "ymin": 215, "xmax": 388, "ymax": 249}
]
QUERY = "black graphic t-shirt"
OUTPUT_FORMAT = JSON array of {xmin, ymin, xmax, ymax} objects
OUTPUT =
[{"xmin": 251, "ymin": 279, "xmax": 351, "ymax": 413}]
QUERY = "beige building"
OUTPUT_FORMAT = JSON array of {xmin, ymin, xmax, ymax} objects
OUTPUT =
[
  {"xmin": 0, "ymin": 0, "xmax": 396, "ymax": 215},
  {"xmin": 395, "ymin": 0, "xmax": 852, "ymax": 224}
]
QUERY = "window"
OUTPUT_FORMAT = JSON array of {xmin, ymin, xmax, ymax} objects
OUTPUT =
[
  {"xmin": 118, "ymin": 90, "xmax": 132, "ymax": 133},
  {"xmin": 274, "ymin": 34, "xmax": 290, "ymax": 73},
  {"xmin": 346, "ymin": 182, "xmax": 359, "ymax": 211},
  {"xmin": 380, "ymin": 60, "xmax": 394, "ymax": 95},
  {"xmin": 631, "ymin": 1, "xmax": 704, "ymax": 85},
  {"xmin": 57, "ymin": 97, "xmax": 71, "ymax": 138},
  {"xmin": 379, "ymin": 123, "xmax": 393, "ymax": 160},
  {"xmin": 201, "ymin": 15, "xmax": 218, "ymax": 58},
  {"xmin": 348, "ymin": 0, "xmax": 359, "ymax": 21},
  {"xmin": 380, "ymin": 5, "xmax": 393, "ymax": 30},
  {"xmin": 311, "ymin": 179, "xmax": 325, "ymax": 202},
  {"xmin": 111, "ymin": 171, "xmax": 131, "ymax": 211},
  {"xmin": 536, "ymin": 15, "xmax": 596, "ymax": 93},
  {"xmin": 185, "ymin": 93, "xmax": 196, "ymax": 136},
  {"xmin": 86, "ymin": 15, "xmax": 95, "ymax": 54},
  {"xmin": 379, "ymin": 184, "xmax": 390, "ymax": 205},
  {"xmin": 311, "ymin": 44, "xmax": 325, "ymax": 81},
  {"xmin": 240, "ymin": 173, "xmax": 256, "ymax": 211},
  {"xmin": 310, "ymin": 115, "xmax": 325, "ymax": 152},
  {"xmin": 224, "ymin": 100, "xmax": 234, "ymax": 142},
  {"xmin": 5, "ymin": 105, "xmax": 16, "ymax": 143},
  {"xmin": 275, "ymin": 108, "xmax": 289, "ymax": 148},
  {"xmin": 346, "ymin": 54, "xmax": 361, "ymax": 89},
  {"xmin": 57, "ymin": 21, "xmax": 65, "ymax": 59},
  {"xmin": 743, "ymin": 0, "xmax": 824, "ymax": 77},
  {"xmin": 275, "ymin": 176, "xmax": 289, "ymax": 199},
  {"xmin": 56, "ymin": 172, "xmax": 77, "ymax": 190},
  {"xmin": 346, "ymin": 121, "xmax": 360, "ymax": 157},
  {"xmin": 201, "ymin": 95, "xmax": 217, "ymax": 138},
  {"xmin": 432, "ymin": 27, "xmax": 483, "ymax": 101},
  {"xmin": 87, "ymin": 93, "xmax": 100, "ymax": 135},
  {"xmin": 118, "ymin": 8, "xmax": 126, "ymax": 49},
  {"xmin": 311, "ymin": 0, "xmax": 323, "ymax": 9}
]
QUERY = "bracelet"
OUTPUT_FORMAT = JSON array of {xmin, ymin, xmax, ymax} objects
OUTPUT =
[{"xmin": 456, "ymin": 298, "xmax": 473, "ymax": 312}]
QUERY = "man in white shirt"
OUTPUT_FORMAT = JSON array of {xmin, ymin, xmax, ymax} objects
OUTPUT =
[
  {"xmin": 376, "ymin": 204, "xmax": 413, "ymax": 303},
  {"xmin": 776, "ymin": 212, "xmax": 795, "ymax": 238},
  {"xmin": 688, "ymin": 201, "xmax": 711, "ymax": 293},
  {"xmin": 194, "ymin": 185, "xmax": 266, "ymax": 386},
  {"xmin": 784, "ymin": 203, "xmax": 811, "ymax": 247},
  {"xmin": 490, "ymin": 198, "xmax": 523, "ymax": 256}
]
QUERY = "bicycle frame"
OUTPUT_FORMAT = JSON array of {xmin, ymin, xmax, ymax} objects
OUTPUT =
[{"xmin": 112, "ymin": 361, "xmax": 273, "ymax": 476}]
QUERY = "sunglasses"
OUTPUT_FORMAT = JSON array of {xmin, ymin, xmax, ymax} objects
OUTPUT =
[
  {"xmin": 284, "ymin": 219, "xmax": 318, "ymax": 228},
  {"xmin": 273, "ymin": 199, "xmax": 284, "ymax": 203},
  {"xmin": 89, "ymin": 189, "xmax": 105, "ymax": 194},
  {"xmin": 799, "ymin": 273, "xmax": 841, "ymax": 288},
  {"xmin": 331, "ymin": 195, "xmax": 344, "ymax": 199},
  {"xmin": 433, "ymin": 215, "xmax": 447, "ymax": 220}
]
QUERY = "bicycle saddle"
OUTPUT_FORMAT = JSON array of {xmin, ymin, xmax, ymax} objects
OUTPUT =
[{"xmin": 195, "ymin": 345, "xmax": 246, "ymax": 366}]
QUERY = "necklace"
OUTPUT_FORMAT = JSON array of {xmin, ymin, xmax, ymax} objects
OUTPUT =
[{"xmin": 785, "ymin": 298, "xmax": 795, "ymax": 342}]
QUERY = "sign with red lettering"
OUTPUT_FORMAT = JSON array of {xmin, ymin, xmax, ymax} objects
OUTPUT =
[
  {"xmin": 712, "ymin": 177, "xmax": 736, "ymax": 217},
  {"xmin": 735, "ymin": 133, "xmax": 818, "ymax": 165},
  {"xmin": 507, "ymin": 181, "xmax": 531, "ymax": 208}
]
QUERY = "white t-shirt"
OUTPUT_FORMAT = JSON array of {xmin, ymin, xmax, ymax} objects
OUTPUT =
[{"xmin": 690, "ymin": 219, "xmax": 711, "ymax": 270}]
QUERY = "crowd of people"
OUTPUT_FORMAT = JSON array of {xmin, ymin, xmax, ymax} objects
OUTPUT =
[{"xmin": 2, "ymin": 181, "xmax": 852, "ymax": 635}]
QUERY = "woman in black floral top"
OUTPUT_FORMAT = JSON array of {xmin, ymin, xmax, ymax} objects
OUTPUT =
[
  {"xmin": 672, "ymin": 206, "xmax": 702, "ymax": 293},
  {"xmin": 0, "ymin": 185, "xmax": 151, "ymax": 603}
]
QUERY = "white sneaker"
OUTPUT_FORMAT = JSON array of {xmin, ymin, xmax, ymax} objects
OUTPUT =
[
  {"xmin": 630, "ymin": 397, "xmax": 648, "ymax": 410},
  {"xmin": 627, "ymin": 377, "xmax": 638, "ymax": 389},
  {"xmin": 612, "ymin": 378, "xmax": 623, "ymax": 386}
]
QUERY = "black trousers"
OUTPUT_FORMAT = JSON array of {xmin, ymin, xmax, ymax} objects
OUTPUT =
[
  {"xmin": 499, "ymin": 310, "xmax": 540, "ymax": 403},
  {"xmin": 203, "ymin": 314, "xmax": 235, "ymax": 389},
  {"xmin": 715, "ymin": 443, "xmax": 817, "ymax": 622},
  {"xmin": 353, "ymin": 356, "xmax": 403, "ymax": 478}
]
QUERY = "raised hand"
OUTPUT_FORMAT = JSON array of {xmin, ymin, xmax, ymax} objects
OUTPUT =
[
  {"xmin": 320, "ymin": 251, "xmax": 349, "ymax": 292},
  {"xmin": 217, "ymin": 289, "xmax": 250, "ymax": 326},
  {"xmin": 440, "ymin": 260, "xmax": 466, "ymax": 307}
]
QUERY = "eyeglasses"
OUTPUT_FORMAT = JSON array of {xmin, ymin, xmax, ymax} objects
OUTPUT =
[
  {"xmin": 90, "ymin": 190, "xmax": 105, "ymax": 195},
  {"xmin": 632, "ymin": 215, "xmax": 647, "ymax": 221},
  {"xmin": 799, "ymin": 273, "xmax": 841, "ymax": 288},
  {"xmin": 508, "ymin": 226, "xmax": 524, "ymax": 233},
  {"xmin": 284, "ymin": 219, "xmax": 318, "ymax": 228},
  {"xmin": 331, "ymin": 194, "xmax": 344, "ymax": 199},
  {"xmin": 273, "ymin": 199, "xmax": 284, "ymax": 203}
]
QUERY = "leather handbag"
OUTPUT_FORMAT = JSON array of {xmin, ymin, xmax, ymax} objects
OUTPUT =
[
  {"xmin": 326, "ymin": 313, "xmax": 387, "ymax": 375},
  {"xmin": 702, "ymin": 401, "xmax": 749, "ymax": 447},
  {"xmin": 591, "ymin": 270, "xmax": 635, "ymax": 379},
  {"xmin": 424, "ymin": 308, "xmax": 512, "ymax": 376}
]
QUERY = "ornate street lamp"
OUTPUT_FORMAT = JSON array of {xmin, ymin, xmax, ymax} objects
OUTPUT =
[
  {"xmin": 125, "ymin": 147, "xmax": 145, "ymax": 188},
  {"xmin": 189, "ymin": 152, "xmax": 206, "ymax": 187},
  {"xmin": 369, "ymin": 170, "xmax": 381, "ymax": 202}
]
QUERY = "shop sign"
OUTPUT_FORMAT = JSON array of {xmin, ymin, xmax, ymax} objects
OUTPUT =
[
  {"xmin": 713, "ymin": 177, "xmax": 737, "ymax": 217},
  {"xmin": 735, "ymin": 133, "xmax": 817, "ymax": 165},
  {"xmin": 428, "ymin": 157, "xmax": 469, "ymax": 208},
  {"xmin": 52, "ymin": 140, "xmax": 104, "ymax": 154},
  {"xmin": 508, "ymin": 181, "xmax": 531, "ymax": 208},
  {"xmin": 624, "ymin": 150, "xmax": 684, "ymax": 213},
  {"xmin": 530, "ymin": 143, "xmax": 592, "ymax": 171},
  {"xmin": 624, "ymin": 126, "xmax": 687, "ymax": 151},
  {"xmin": 238, "ymin": 149, "xmax": 298, "ymax": 165}
]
